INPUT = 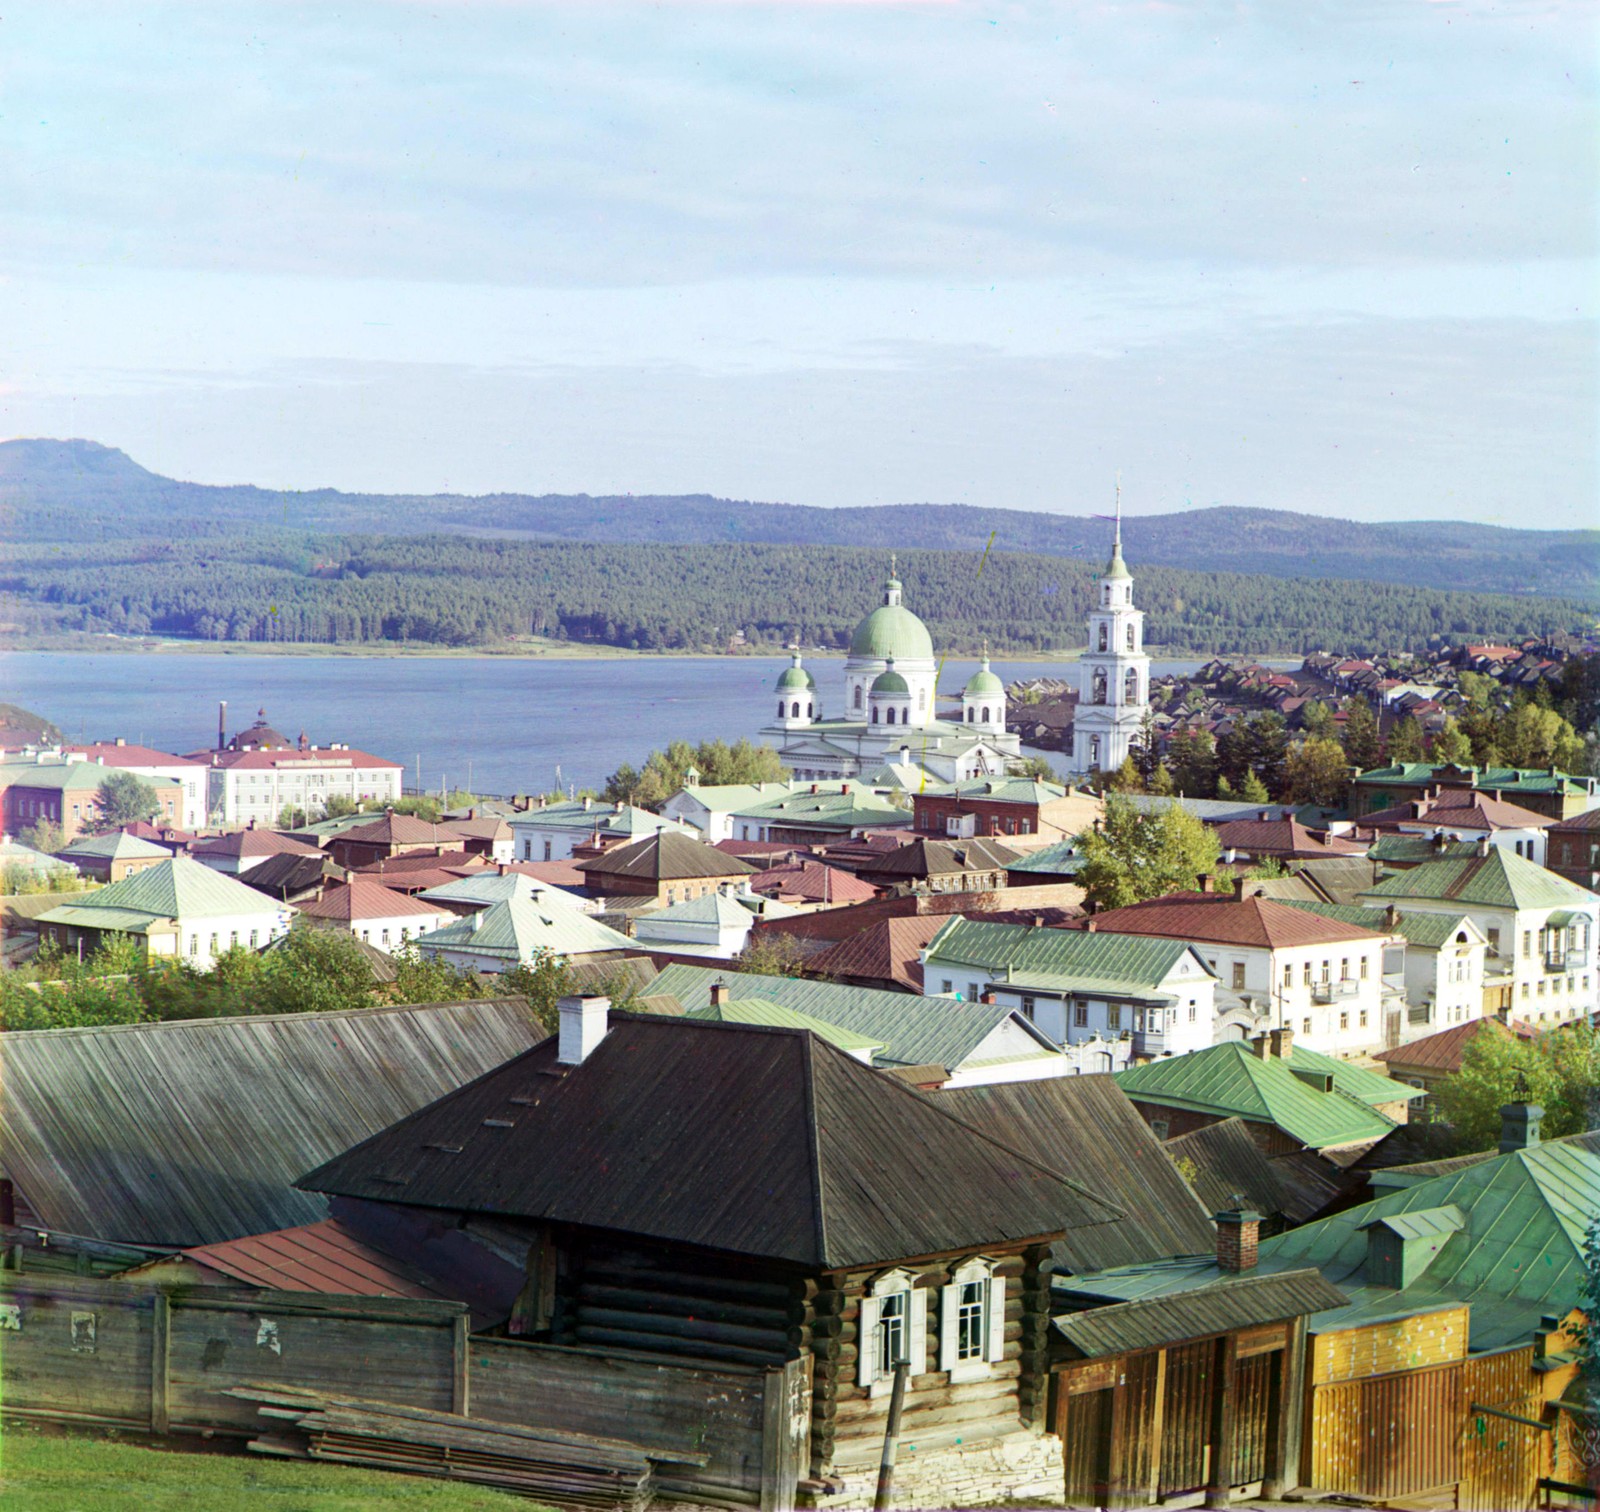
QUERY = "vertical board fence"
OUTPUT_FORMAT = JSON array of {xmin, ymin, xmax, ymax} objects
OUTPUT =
[
  {"xmin": 1308, "ymin": 1357, "xmax": 1464, "ymax": 1501},
  {"xmin": 0, "ymin": 1274, "xmax": 805, "ymax": 1509},
  {"xmin": 1459, "ymin": 1347, "xmax": 1547, "ymax": 1512}
]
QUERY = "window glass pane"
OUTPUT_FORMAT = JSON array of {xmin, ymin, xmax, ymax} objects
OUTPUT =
[{"xmin": 956, "ymin": 1279, "xmax": 986, "ymax": 1361}]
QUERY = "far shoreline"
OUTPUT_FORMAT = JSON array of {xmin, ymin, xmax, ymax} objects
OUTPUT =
[{"xmin": 0, "ymin": 635, "xmax": 1295, "ymax": 667}]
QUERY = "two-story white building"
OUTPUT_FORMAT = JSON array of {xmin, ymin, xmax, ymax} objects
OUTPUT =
[
  {"xmin": 508, "ymin": 799, "xmax": 692, "ymax": 862},
  {"xmin": 1074, "ymin": 887, "xmax": 1400, "ymax": 1058},
  {"xmin": 1357, "ymin": 789, "xmax": 1555, "ymax": 867},
  {"xmin": 919, "ymin": 916, "xmax": 1217, "ymax": 1062},
  {"xmin": 1359, "ymin": 842, "xmax": 1599, "ymax": 1028},
  {"xmin": 66, "ymin": 741, "xmax": 210, "ymax": 830}
]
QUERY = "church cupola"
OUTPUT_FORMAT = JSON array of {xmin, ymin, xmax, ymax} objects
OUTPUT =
[
  {"xmin": 963, "ymin": 649, "xmax": 1006, "ymax": 733},
  {"xmin": 773, "ymin": 651, "xmax": 817, "ymax": 729},
  {"xmin": 1073, "ymin": 479, "xmax": 1150, "ymax": 777},
  {"xmin": 868, "ymin": 657, "xmax": 914, "ymax": 729}
]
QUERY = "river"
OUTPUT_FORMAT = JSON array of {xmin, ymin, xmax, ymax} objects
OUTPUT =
[{"xmin": 2, "ymin": 651, "xmax": 1206, "ymax": 795}]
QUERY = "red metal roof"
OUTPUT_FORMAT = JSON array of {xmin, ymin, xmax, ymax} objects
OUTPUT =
[
  {"xmin": 747, "ymin": 860, "xmax": 878, "ymax": 904},
  {"xmin": 69, "ymin": 742, "xmax": 204, "ymax": 769},
  {"xmin": 1082, "ymin": 892, "xmax": 1389, "ymax": 948},
  {"xmin": 191, "ymin": 829, "xmax": 324, "ymax": 860},
  {"xmin": 1375, "ymin": 1015, "xmax": 1536, "ymax": 1075},
  {"xmin": 804, "ymin": 914, "xmax": 948, "ymax": 991},
  {"xmin": 296, "ymin": 877, "xmax": 453, "ymax": 922},
  {"xmin": 177, "ymin": 1218, "xmax": 452, "ymax": 1299}
]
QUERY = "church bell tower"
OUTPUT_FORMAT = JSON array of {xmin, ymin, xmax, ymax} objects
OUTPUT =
[{"xmin": 1072, "ymin": 482, "xmax": 1150, "ymax": 775}]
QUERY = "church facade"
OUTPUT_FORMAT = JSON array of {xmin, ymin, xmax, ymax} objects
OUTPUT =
[
  {"xmin": 1069, "ymin": 507, "xmax": 1150, "ymax": 776},
  {"xmin": 760, "ymin": 567, "xmax": 1022, "ymax": 784}
]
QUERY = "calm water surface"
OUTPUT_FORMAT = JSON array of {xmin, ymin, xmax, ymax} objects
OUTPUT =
[{"xmin": 3, "ymin": 652, "xmax": 1204, "ymax": 794}]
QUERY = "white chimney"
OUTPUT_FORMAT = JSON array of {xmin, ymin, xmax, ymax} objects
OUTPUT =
[{"xmin": 557, "ymin": 995, "xmax": 611, "ymax": 1065}]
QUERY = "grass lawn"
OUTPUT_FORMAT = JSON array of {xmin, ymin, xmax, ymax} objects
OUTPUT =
[{"xmin": 0, "ymin": 1423, "xmax": 536, "ymax": 1512}]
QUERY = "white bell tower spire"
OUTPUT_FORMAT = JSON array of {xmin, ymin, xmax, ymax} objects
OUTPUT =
[{"xmin": 1072, "ymin": 477, "xmax": 1150, "ymax": 776}]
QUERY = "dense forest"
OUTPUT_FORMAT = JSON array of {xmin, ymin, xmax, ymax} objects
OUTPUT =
[
  {"xmin": 4, "ymin": 438, "xmax": 1597, "ymax": 602},
  {"xmin": 3, "ymin": 530, "xmax": 1590, "ymax": 657}
]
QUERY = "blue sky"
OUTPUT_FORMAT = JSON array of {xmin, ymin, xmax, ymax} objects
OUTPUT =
[{"xmin": 3, "ymin": 1, "xmax": 1595, "ymax": 526}]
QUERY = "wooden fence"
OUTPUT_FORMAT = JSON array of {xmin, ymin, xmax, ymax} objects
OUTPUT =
[{"xmin": 0, "ymin": 1272, "xmax": 805, "ymax": 1509}]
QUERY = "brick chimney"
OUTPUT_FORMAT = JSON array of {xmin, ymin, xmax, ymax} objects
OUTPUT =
[
  {"xmin": 709, "ymin": 980, "xmax": 730, "ymax": 1008},
  {"xmin": 1197, "ymin": 874, "xmax": 1215, "ymax": 894},
  {"xmin": 1499, "ymin": 1103, "xmax": 1544, "ymax": 1154},
  {"xmin": 557, "ymin": 995, "xmax": 610, "ymax": 1066},
  {"xmin": 1268, "ymin": 1026, "xmax": 1294, "ymax": 1059},
  {"xmin": 1251, "ymin": 1033, "xmax": 1272, "ymax": 1059},
  {"xmin": 1215, "ymin": 1210, "xmax": 1262, "ymax": 1272}
]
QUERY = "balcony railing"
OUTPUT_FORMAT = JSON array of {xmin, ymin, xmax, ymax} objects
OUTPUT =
[{"xmin": 1311, "ymin": 980, "xmax": 1360, "ymax": 1004}]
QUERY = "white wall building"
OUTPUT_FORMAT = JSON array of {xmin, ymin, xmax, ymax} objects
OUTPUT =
[
  {"xmin": 919, "ymin": 916, "xmax": 1218, "ymax": 1062},
  {"xmin": 1069, "ymin": 494, "xmax": 1150, "ymax": 777},
  {"xmin": 67, "ymin": 741, "xmax": 209, "ymax": 830}
]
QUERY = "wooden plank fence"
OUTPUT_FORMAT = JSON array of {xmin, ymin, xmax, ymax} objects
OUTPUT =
[{"xmin": 0, "ymin": 1273, "xmax": 805, "ymax": 1509}]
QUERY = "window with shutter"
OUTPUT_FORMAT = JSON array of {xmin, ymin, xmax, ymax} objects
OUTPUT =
[
  {"xmin": 940, "ymin": 1256, "xmax": 1002, "ymax": 1383},
  {"xmin": 860, "ymin": 1269, "xmax": 922, "ymax": 1398}
]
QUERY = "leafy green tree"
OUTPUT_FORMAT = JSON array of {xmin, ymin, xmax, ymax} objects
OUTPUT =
[
  {"xmin": 17, "ymin": 819, "xmax": 64, "ymax": 854},
  {"xmin": 1341, "ymin": 698, "xmax": 1383, "ymax": 773},
  {"xmin": 1106, "ymin": 755, "xmax": 1143, "ymax": 794},
  {"xmin": 604, "ymin": 738, "xmax": 787, "ymax": 807},
  {"xmin": 1131, "ymin": 712, "xmax": 1161, "ymax": 789},
  {"xmin": 1148, "ymin": 762, "xmax": 1177, "ymax": 797},
  {"xmin": 1011, "ymin": 755, "xmax": 1058, "ymax": 782},
  {"xmin": 1244, "ymin": 857, "xmax": 1288, "ymax": 880},
  {"xmin": 1498, "ymin": 703, "xmax": 1585, "ymax": 772},
  {"xmin": 1075, "ymin": 794, "xmax": 1221, "ymax": 912},
  {"xmin": 1430, "ymin": 716, "xmax": 1472, "ymax": 765},
  {"xmin": 1300, "ymin": 700, "xmax": 1338, "ymax": 740},
  {"xmin": 500, "ymin": 948, "xmax": 575, "ymax": 1035},
  {"xmin": 92, "ymin": 771, "xmax": 161, "ymax": 832},
  {"xmin": 277, "ymin": 804, "xmax": 309, "ymax": 829},
  {"xmin": 323, "ymin": 794, "xmax": 361, "ymax": 818},
  {"xmin": 1284, "ymin": 737, "xmax": 1351, "ymax": 807},
  {"xmin": 1431, "ymin": 1021, "xmax": 1600, "ymax": 1152},
  {"xmin": 254, "ymin": 926, "xmax": 377, "ymax": 1016},
  {"xmin": 389, "ymin": 943, "xmax": 485, "ymax": 1007},
  {"xmin": 1386, "ymin": 715, "xmax": 1426, "ymax": 765},
  {"xmin": 737, "ymin": 931, "xmax": 808, "ymax": 978}
]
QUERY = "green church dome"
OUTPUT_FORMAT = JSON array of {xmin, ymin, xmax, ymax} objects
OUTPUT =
[
  {"xmin": 964, "ymin": 659, "xmax": 1005, "ymax": 697},
  {"xmin": 871, "ymin": 665, "xmax": 911, "ymax": 696},
  {"xmin": 850, "ymin": 604, "xmax": 934, "ymax": 662},
  {"xmin": 776, "ymin": 663, "xmax": 816, "ymax": 692}
]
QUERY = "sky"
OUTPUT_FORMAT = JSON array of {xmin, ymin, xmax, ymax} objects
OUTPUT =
[{"xmin": 2, "ymin": 1, "xmax": 1595, "ymax": 527}]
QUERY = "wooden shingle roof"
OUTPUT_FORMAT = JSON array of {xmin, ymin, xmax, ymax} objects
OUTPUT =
[
  {"xmin": 578, "ymin": 831, "xmax": 757, "ymax": 882},
  {"xmin": 300, "ymin": 1015, "xmax": 1111, "ymax": 1270}
]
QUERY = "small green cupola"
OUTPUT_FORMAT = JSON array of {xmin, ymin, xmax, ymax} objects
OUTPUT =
[
  {"xmin": 868, "ymin": 657, "xmax": 914, "ymax": 729},
  {"xmin": 773, "ymin": 651, "xmax": 817, "ymax": 728},
  {"xmin": 963, "ymin": 648, "xmax": 1006, "ymax": 733}
]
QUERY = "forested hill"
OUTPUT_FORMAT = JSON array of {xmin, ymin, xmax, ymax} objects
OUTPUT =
[
  {"xmin": 3, "ymin": 532, "xmax": 1590, "ymax": 658},
  {"xmin": 4, "ymin": 438, "xmax": 1595, "ymax": 602}
]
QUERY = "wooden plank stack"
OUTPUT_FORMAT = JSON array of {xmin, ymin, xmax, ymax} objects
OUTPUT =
[{"xmin": 228, "ymin": 1384, "xmax": 708, "ymax": 1509}]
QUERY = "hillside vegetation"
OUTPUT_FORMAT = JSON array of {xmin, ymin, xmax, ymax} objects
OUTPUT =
[
  {"xmin": 4, "ymin": 438, "xmax": 1596, "ymax": 602},
  {"xmin": 2, "ymin": 531, "xmax": 1587, "ymax": 658}
]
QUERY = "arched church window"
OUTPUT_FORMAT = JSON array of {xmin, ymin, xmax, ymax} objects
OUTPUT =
[
  {"xmin": 1098, "ymin": 625, "xmax": 1108, "ymax": 652},
  {"xmin": 981, "ymin": 707, "xmax": 990, "ymax": 724},
  {"xmin": 1092, "ymin": 670, "xmax": 1107, "ymax": 705},
  {"xmin": 791, "ymin": 701, "xmax": 801, "ymax": 718},
  {"xmin": 807, "ymin": 701, "xmax": 813, "ymax": 717},
  {"xmin": 871, "ymin": 707, "xmax": 880, "ymax": 724},
  {"xmin": 887, "ymin": 708, "xmax": 898, "ymax": 726},
  {"xmin": 1126, "ymin": 623, "xmax": 1136, "ymax": 651},
  {"xmin": 777, "ymin": 701, "xmax": 785, "ymax": 718},
  {"xmin": 854, "ymin": 686, "xmax": 863, "ymax": 710},
  {"xmin": 1124, "ymin": 669, "xmax": 1139, "ymax": 704},
  {"xmin": 1089, "ymin": 735, "xmax": 1101, "ymax": 765}
]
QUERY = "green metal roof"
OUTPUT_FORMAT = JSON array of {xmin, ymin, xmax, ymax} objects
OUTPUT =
[
  {"xmin": 35, "ymin": 904, "xmax": 167, "ymax": 935},
  {"xmin": 413, "ymin": 893, "xmax": 633, "ymax": 961},
  {"xmin": 1361, "ymin": 1204, "xmax": 1465, "ymax": 1242},
  {"xmin": 1366, "ymin": 836, "xmax": 1483, "ymax": 866},
  {"xmin": 1005, "ymin": 841, "xmax": 1086, "ymax": 876},
  {"xmin": 1059, "ymin": 1137, "xmax": 1600, "ymax": 1353},
  {"xmin": 946, "ymin": 777, "xmax": 1070, "ymax": 805},
  {"xmin": 639, "ymin": 891, "xmax": 755, "ymax": 927},
  {"xmin": 644, "ymin": 962, "xmax": 1059, "ymax": 1073},
  {"xmin": 923, "ymin": 917, "xmax": 1201, "ymax": 997},
  {"xmin": 56, "ymin": 832, "xmax": 171, "ymax": 861},
  {"xmin": 38, "ymin": 857, "xmax": 283, "ymax": 925},
  {"xmin": 685, "ymin": 996, "xmax": 883, "ymax": 1053},
  {"xmin": 1360, "ymin": 848, "xmax": 1598, "ymax": 912},
  {"xmin": 1358, "ymin": 762, "xmax": 1592, "ymax": 796},
  {"xmin": 417, "ymin": 873, "xmax": 581, "ymax": 909},
  {"xmin": 733, "ymin": 787, "xmax": 909, "ymax": 828},
  {"xmin": 0, "ymin": 762, "xmax": 181, "ymax": 794},
  {"xmin": 1278, "ymin": 899, "xmax": 1480, "ymax": 951},
  {"xmin": 849, "ymin": 604, "xmax": 934, "ymax": 661},
  {"xmin": 1113, "ymin": 1041, "xmax": 1407, "ymax": 1150}
]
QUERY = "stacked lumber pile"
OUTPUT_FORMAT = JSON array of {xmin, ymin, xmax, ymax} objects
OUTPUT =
[{"xmin": 228, "ymin": 1385, "xmax": 706, "ymax": 1508}]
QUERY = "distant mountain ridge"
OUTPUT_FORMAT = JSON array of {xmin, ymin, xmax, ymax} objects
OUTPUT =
[{"xmin": 4, "ymin": 438, "xmax": 1594, "ymax": 602}]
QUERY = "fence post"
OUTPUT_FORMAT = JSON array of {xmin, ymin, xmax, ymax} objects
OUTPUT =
[
  {"xmin": 150, "ymin": 1292, "xmax": 172, "ymax": 1435},
  {"xmin": 452, "ymin": 1312, "xmax": 470, "ymax": 1417}
]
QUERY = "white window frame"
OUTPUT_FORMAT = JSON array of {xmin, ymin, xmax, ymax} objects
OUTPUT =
[
  {"xmin": 939, "ymin": 1255, "xmax": 1005, "ymax": 1383},
  {"xmin": 857, "ymin": 1268, "xmax": 927, "ymax": 1398}
]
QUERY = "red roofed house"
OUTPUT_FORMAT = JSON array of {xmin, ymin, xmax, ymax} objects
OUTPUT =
[
  {"xmin": 1374, "ymin": 1014, "xmax": 1536, "ymax": 1114},
  {"xmin": 1545, "ymin": 807, "xmax": 1600, "ymax": 892},
  {"xmin": 67, "ymin": 739, "xmax": 209, "ymax": 829},
  {"xmin": 190, "ymin": 825, "xmax": 325, "ymax": 876},
  {"xmin": 329, "ymin": 812, "xmax": 472, "ymax": 869},
  {"xmin": 1210, "ymin": 816, "xmax": 1370, "ymax": 864},
  {"xmin": 295, "ymin": 877, "xmax": 455, "ymax": 952},
  {"xmin": 745, "ymin": 858, "xmax": 879, "ymax": 910},
  {"xmin": 1078, "ymin": 883, "xmax": 1401, "ymax": 1057},
  {"xmin": 1357, "ymin": 788, "xmax": 1555, "ymax": 866},
  {"xmin": 805, "ymin": 914, "xmax": 949, "ymax": 993}
]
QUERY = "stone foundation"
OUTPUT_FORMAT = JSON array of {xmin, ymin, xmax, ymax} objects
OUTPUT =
[{"xmin": 809, "ymin": 1428, "xmax": 1064, "ymax": 1510}]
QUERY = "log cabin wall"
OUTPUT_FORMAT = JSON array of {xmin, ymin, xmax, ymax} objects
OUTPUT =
[
  {"xmin": 803, "ymin": 1242, "xmax": 1061, "ymax": 1511},
  {"xmin": 550, "ymin": 1234, "xmax": 811, "ymax": 1370}
]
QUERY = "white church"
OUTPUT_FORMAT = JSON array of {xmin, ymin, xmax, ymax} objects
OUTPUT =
[
  {"xmin": 760, "ymin": 564, "xmax": 1023, "ymax": 784},
  {"xmin": 1068, "ymin": 500, "xmax": 1150, "ymax": 777}
]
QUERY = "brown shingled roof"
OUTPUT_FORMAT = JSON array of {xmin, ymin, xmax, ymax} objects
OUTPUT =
[
  {"xmin": 296, "ymin": 877, "xmax": 453, "ymax": 923},
  {"xmin": 805, "ymin": 915, "xmax": 948, "ymax": 992},
  {"xmin": 1082, "ymin": 892, "xmax": 1389, "ymax": 949},
  {"xmin": 577, "ymin": 831, "xmax": 757, "ymax": 883}
]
